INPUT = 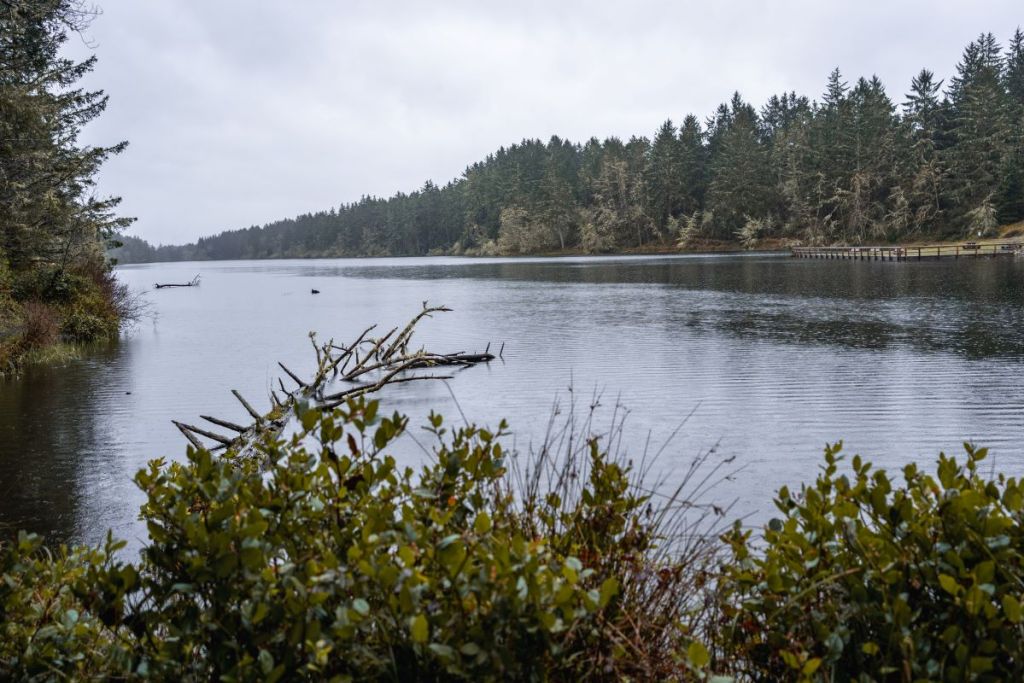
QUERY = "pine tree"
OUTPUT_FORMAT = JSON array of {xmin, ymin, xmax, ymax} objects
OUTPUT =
[
  {"xmin": 677, "ymin": 115, "xmax": 707, "ymax": 217},
  {"xmin": 900, "ymin": 69, "xmax": 947, "ymax": 232},
  {"xmin": 946, "ymin": 33, "xmax": 1012, "ymax": 232},
  {"xmin": 644, "ymin": 119, "xmax": 684, "ymax": 231},
  {"xmin": 807, "ymin": 68, "xmax": 854, "ymax": 242},
  {"xmin": 998, "ymin": 28, "xmax": 1024, "ymax": 223},
  {"xmin": 761, "ymin": 92, "xmax": 813, "ymax": 235},
  {"xmin": 0, "ymin": 0, "xmax": 132, "ymax": 277},
  {"xmin": 843, "ymin": 76, "xmax": 898, "ymax": 241},
  {"xmin": 706, "ymin": 93, "xmax": 775, "ymax": 240},
  {"xmin": 580, "ymin": 154, "xmax": 651, "ymax": 251}
]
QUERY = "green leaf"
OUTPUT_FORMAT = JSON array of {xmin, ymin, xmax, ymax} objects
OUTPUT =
[
  {"xmin": 258, "ymin": 649, "xmax": 274, "ymax": 675},
  {"xmin": 939, "ymin": 574, "xmax": 959, "ymax": 596},
  {"xmin": 1003, "ymin": 595, "xmax": 1022, "ymax": 623},
  {"xmin": 473, "ymin": 511, "xmax": 492, "ymax": 534},
  {"xmin": 438, "ymin": 534, "xmax": 460, "ymax": 549},
  {"xmin": 429, "ymin": 643, "xmax": 454, "ymax": 659},
  {"xmin": 599, "ymin": 577, "xmax": 619, "ymax": 608},
  {"xmin": 410, "ymin": 614, "xmax": 429, "ymax": 644},
  {"xmin": 687, "ymin": 640, "xmax": 710, "ymax": 668},
  {"xmin": 352, "ymin": 598, "xmax": 370, "ymax": 616},
  {"xmin": 300, "ymin": 408, "xmax": 318, "ymax": 431}
]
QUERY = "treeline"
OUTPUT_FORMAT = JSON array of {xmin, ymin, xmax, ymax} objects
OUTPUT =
[{"xmin": 119, "ymin": 29, "xmax": 1024, "ymax": 263}]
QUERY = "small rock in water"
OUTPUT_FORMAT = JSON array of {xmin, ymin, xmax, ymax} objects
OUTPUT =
[{"xmin": 311, "ymin": 289, "xmax": 320, "ymax": 294}]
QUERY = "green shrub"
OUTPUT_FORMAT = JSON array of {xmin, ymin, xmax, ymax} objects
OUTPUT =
[
  {"xmin": 1, "ymin": 398, "xmax": 711, "ymax": 681},
  {"xmin": 134, "ymin": 401, "xmax": 621, "ymax": 681},
  {"xmin": 61, "ymin": 310, "xmax": 116, "ymax": 343},
  {"xmin": 11, "ymin": 396, "xmax": 1023, "ymax": 681},
  {"xmin": 711, "ymin": 443, "xmax": 1024, "ymax": 682},
  {"xmin": 10, "ymin": 267, "xmax": 80, "ymax": 304},
  {"xmin": 0, "ymin": 532, "xmax": 138, "ymax": 679}
]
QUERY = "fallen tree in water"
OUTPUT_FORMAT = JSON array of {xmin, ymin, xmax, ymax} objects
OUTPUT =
[
  {"xmin": 173, "ymin": 304, "xmax": 498, "ymax": 458},
  {"xmin": 154, "ymin": 274, "xmax": 200, "ymax": 289}
]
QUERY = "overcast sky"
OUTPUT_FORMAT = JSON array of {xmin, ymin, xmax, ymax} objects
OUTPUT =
[{"xmin": 65, "ymin": 1, "xmax": 1022, "ymax": 246}]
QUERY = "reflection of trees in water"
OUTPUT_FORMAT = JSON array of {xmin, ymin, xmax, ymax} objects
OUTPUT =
[
  {"xmin": 0, "ymin": 343, "xmax": 123, "ymax": 544},
  {"xmin": 328, "ymin": 256, "xmax": 1023, "ymax": 302},
  {"xmin": 333, "ymin": 257, "xmax": 1024, "ymax": 359},
  {"xmin": 710, "ymin": 311, "xmax": 1024, "ymax": 359}
]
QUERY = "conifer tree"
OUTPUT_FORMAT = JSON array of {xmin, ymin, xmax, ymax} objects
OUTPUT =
[
  {"xmin": 946, "ymin": 33, "xmax": 1012, "ymax": 233},
  {"xmin": 644, "ymin": 119, "xmax": 684, "ymax": 231},
  {"xmin": 901, "ymin": 69, "xmax": 947, "ymax": 232},
  {"xmin": 706, "ymin": 94, "xmax": 775, "ymax": 240},
  {"xmin": 998, "ymin": 28, "xmax": 1024, "ymax": 222},
  {"xmin": 0, "ymin": 0, "xmax": 132, "ymax": 277},
  {"xmin": 677, "ymin": 115, "xmax": 707, "ymax": 216}
]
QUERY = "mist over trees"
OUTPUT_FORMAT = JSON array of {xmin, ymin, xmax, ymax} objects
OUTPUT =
[{"xmin": 120, "ymin": 29, "xmax": 1024, "ymax": 263}]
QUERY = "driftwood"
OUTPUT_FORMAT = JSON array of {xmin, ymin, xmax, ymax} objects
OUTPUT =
[
  {"xmin": 155, "ymin": 274, "xmax": 200, "ymax": 289},
  {"xmin": 173, "ymin": 304, "xmax": 502, "ymax": 459}
]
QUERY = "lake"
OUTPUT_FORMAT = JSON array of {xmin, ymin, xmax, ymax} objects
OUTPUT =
[{"xmin": 2, "ymin": 253, "xmax": 1023, "ymax": 549}]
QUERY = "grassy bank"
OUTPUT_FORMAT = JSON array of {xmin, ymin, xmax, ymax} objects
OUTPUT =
[{"xmin": 0, "ymin": 261, "xmax": 131, "ymax": 377}]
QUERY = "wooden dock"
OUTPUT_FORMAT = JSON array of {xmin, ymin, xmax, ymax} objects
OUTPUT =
[{"xmin": 792, "ymin": 242, "xmax": 1022, "ymax": 261}]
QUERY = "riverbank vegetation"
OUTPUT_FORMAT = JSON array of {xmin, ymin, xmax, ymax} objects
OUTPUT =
[
  {"xmin": 3, "ymin": 395, "xmax": 1023, "ymax": 680},
  {"xmin": 116, "ymin": 27, "xmax": 1024, "ymax": 263},
  {"xmin": 0, "ymin": 1, "xmax": 134, "ymax": 374}
]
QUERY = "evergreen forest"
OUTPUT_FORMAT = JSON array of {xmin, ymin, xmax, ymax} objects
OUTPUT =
[{"xmin": 119, "ymin": 29, "xmax": 1024, "ymax": 262}]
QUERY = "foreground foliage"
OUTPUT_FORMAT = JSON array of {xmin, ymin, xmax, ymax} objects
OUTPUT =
[
  {"xmin": 4, "ymin": 397, "xmax": 1024, "ymax": 681},
  {"xmin": 712, "ymin": 443, "xmax": 1024, "ymax": 682},
  {"xmin": 0, "ymin": 399, "xmax": 717, "ymax": 681}
]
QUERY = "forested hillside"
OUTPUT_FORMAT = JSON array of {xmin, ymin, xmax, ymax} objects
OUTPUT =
[
  {"xmin": 119, "ymin": 29, "xmax": 1024, "ymax": 262},
  {"xmin": 1, "ymin": 1, "xmax": 134, "ymax": 372}
]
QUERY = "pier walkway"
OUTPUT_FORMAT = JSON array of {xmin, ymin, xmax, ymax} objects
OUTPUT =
[{"xmin": 792, "ymin": 242, "xmax": 1022, "ymax": 261}]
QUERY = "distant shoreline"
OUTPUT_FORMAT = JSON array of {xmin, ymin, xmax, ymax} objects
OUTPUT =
[{"xmin": 112, "ymin": 225, "xmax": 1024, "ymax": 264}]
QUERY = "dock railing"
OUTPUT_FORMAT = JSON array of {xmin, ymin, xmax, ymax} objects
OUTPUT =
[{"xmin": 792, "ymin": 242, "xmax": 1022, "ymax": 261}]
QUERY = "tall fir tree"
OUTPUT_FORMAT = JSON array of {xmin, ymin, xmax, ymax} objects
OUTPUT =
[
  {"xmin": 998, "ymin": 28, "xmax": 1024, "ymax": 223},
  {"xmin": 0, "ymin": 0, "xmax": 132, "ymax": 276},
  {"xmin": 644, "ymin": 119, "xmax": 684, "ymax": 231},
  {"xmin": 706, "ymin": 93, "xmax": 776, "ymax": 240},
  {"xmin": 901, "ymin": 69, "xmax": 948, "ymax": 232},
  {"xmin": 946, "ymin": 33, "xmax": 1012, "ymax": 233}
]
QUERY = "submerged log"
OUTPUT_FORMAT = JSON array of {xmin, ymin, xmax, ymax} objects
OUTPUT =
[
  {"xmin": 172, "ymin": 304, "xmax": 501, "ymax": 459},
  {"xmin": 155, "ymin": 274, "xmax": 200, "ymax": 289}
]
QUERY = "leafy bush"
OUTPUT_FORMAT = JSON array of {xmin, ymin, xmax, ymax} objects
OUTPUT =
[
  {"xmin": 16, "ymin": 395, "xmax": 1020, "ymax": 681},
  {"xmin": 0, "ymin": 398, "xmax": 716, "ymax": 681},
  {"xmin": 10, "ymin": 267, "xmax": 80, "ymax": 304},
  {"xmin": 0, "ymin": 532, "xmax": 137, "ymax": 678},
  {"xmin": 711, "ymin": 443, "xmax": 1024, "ymax": 682},
  {"xmin": 5, "ymin": 261, "xmax": 124, "ymax": 361},
  {"xmin": 61, "ymin": 310, "xmax": 116, "ymax": 343}
]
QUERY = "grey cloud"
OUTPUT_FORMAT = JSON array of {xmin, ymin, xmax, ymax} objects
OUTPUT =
[{"xmin": 66, "ymin": 0, "xmax": 1023, "ymax": 245}]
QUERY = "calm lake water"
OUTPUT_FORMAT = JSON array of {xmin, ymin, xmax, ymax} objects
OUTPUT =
[{"xmin": 2, "ymin": 253, "xmax": 1023, "ymax": 549}]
